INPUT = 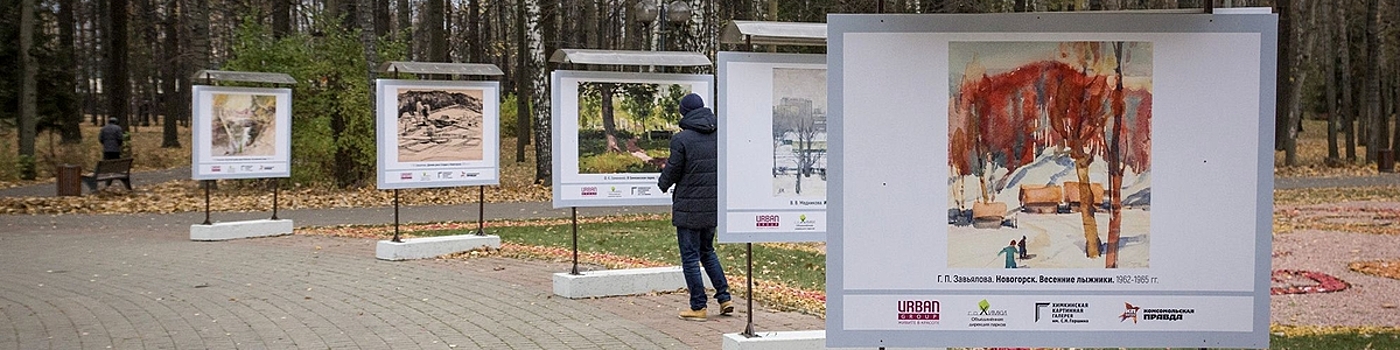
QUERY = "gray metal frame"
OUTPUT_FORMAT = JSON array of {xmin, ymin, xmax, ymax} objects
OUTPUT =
[
  {"xmin": 716, "ymin": 52, "xmax": 828, "ymax": 243},
  {"xmin": 826, "ymin": 12, "xmax": 1277, "ymax": 349}
]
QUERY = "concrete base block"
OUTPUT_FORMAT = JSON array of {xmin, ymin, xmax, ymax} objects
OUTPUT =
[
  {"xmin": 375, "ymin": 235, "xmax": 501, "ymax": 261},
  {"xmin": 190, "ymin": 219, "xmax": 294, "ymax": 241},
  {"xmin": 552, "ymin": 266, "xmax": 713, "ymax": 299},
  {"xmin": 722, "ymin": 331, "xmax": 944, "ymax": 350}
]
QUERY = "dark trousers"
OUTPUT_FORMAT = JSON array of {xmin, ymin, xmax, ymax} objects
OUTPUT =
[
  {"xmin": 103, "ymin": 151, "xmax": 121, "ymax": 160},
  {"xmin": 676, "ymin": 226, "xmax": 730, "ymax": 310}
]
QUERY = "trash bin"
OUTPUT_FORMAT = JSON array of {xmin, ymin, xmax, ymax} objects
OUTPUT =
[
  {"xmin": 56, "ymin": 164, "xmax": 82, "ymax": 196},
  {"xmin": 1380, "ymin": 149, "xmax": 1395, "ymax": 173}
]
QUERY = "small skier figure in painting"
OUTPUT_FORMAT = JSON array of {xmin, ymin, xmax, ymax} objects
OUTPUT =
[
  {"xmin": 1018, "ymin": 236, "xmax": 1028, "ymax": 260},
  {"xmin": 999, "ymin": 240, "xmax": 1019, "ymax": 268}
]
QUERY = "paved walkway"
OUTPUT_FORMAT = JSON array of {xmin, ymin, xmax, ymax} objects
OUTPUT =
[{"xmin": 0, "ymin": 211, "xmax": 823, "ymax": 350}]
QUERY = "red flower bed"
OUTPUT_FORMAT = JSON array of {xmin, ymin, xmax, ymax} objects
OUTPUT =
[{"xmin": 1271, "ymin": 269, "xmax": 1349, "ymax": 295}]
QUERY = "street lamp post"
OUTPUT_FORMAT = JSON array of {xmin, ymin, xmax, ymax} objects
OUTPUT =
[{"xmin": 633, "ymin": 0, "xmax": 693, "ymax": 53}]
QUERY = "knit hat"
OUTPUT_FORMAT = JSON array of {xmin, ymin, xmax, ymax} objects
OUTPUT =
[
  {"xmin": 678, "ymin": 93, "xmax": 705, "ymax": 115},
  {"xmin": 108, "ymin": 117, "xmax": 119, "ymax": 124}
]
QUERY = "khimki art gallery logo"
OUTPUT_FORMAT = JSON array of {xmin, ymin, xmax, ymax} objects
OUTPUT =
[
  {"xmin": 966, "ymin": 299, "xmax": 1008, "ymax": 328},
  {"xmin": 896, "ymin": 300, "xmax": 942, "ymax": 325},
  {"xmin": 1036, "ymin": 302, "xmax": 1090, "ymax": 324}
]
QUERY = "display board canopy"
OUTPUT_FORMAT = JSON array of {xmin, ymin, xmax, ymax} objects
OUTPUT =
[
  {"xmin": 377, "ymin": 61, "xmax": 504, "ymax": 76},
  {"xmin": 191, "ymin": 70, "xmax": 297, "ymax": 85},
  {"xmin": 719, "ymin": 21, "xmax": 827, "ymax": 47},
  {"xmin": 549, "ymin": 49, "xmax": 711, "ymax": 67}
]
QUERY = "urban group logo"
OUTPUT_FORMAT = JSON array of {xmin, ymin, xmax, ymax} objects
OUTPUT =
[
  {"xmin": 211, "ymin": 165, "xmax": 222, "ymax": 173},
  {"xmin": 755, "ymin": 215, "xmax": 781, "ymax": 229},
  {"xmin": 581, "ymin": 186, "xmax": 598, "ymax": 196},
  {"xmin": 400, "ymin": 172, "xmax": 413, "ymax": 180},
  {"xmin": 794, "ymin": 214, "xmax": 818, "ymax": 231},
  {"xmin": 966, "ymin": 299, "xmax": 1007, "ymax": 328},
  {"xmin": 896, "ymin": 300, "xmax": 941, "ymax": 325},
  {"xmin": 1036, "ymin": 302, "xmax": 1090, "ymax": 324}
]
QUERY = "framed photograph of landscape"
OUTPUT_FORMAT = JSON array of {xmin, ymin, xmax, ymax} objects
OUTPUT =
[
  {"xmin": 550, "ymin": 70, "xmax": 713, "ymax": 208},
  {"xmin": 191, "ymin": 85, "xmax": 292, "ymax": 180},
  {"xmin": 375, "ymin": 79, "xmax": 500, "ymax": 189},
  {"xmin": 717, "ymin": 52, "xmax": 828, "ymax": 243},
  {"xmin": 826, "ymin": 12, "xmax": 1276, "ymax": 349}
]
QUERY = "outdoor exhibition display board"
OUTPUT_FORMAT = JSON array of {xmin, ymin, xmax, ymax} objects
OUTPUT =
[
  {"xmin": 191, "ymin": 86, "xmax": 293, "ymax": 180},
  {"xmin": 375, "ymin": 79, "xmax": 501, "ymax": 189},
  {"xmin": 826, "ymin": 13, "xmax": 1276, "ymax": 348},
  {"xmin": 717, "ymin": 52, "xmax": 827, "ymax": 243},
  {"xmin": 551, "ymin": 70, "xmax": 713, "ymax": 208}
]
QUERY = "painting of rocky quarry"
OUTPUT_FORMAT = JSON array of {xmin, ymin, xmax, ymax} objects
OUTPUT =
[
  {"xmin": 946, "ymin": 41, "xmax": 1153, "ymax": 269},
  {"xmin": 211, "ymin": 93, "xmax": 278, "ymax": 157},
  {"xmin": 396, "ymin": 88, "xmax": 485, "ymax": 163}
]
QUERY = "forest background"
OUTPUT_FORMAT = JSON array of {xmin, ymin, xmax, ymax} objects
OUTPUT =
[{"xmin": 0, "ymin": 0, "xmax": 1395, "ymax": 188}]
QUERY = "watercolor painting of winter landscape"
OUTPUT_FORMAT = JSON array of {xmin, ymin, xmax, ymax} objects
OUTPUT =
[{"xmin": 947, "ymin": 41, "xmax": 1153, "ymax": 269}]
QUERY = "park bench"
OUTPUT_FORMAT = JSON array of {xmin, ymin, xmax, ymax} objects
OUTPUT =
[{"xmin": 81, "ymin": 158, "xmax": 134, "ymax": 192}]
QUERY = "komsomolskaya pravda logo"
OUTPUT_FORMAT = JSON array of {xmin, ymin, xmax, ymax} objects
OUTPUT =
[{"xmin": 1121, "ymin": 302, "xmax": 1194, "ymax": 323}]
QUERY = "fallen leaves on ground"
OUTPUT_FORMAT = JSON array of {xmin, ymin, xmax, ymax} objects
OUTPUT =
[
  {"xmin": 1273, "ymin": 204, "xmax": 1400, "ymax": 235},
  {"xmin": 436, "ymin": 242, "xmax": 830, "ymax": 317},
  {"xmin": 1271, "ymin": 324, "xmax": 1400, "ymax": 337},
  {"xmin": 295, "ymin": 214, "xmax": 666, "ymax": 239},
  {"xmin": 0, "ymin": 179, "xmax": 551, "ymax": 215},
  {"xmin": 1349, "ymin": 260, "xmax": 1400, "ymax": 280},
  {"xmin": 1275, "ymin": 186, "xmax": 1400, "ymax": 206}
]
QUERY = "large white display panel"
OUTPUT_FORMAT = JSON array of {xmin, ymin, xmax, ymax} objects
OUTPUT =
[
  {"xmin": 717, "ymin": 52, "xmax": 828, "ymax": 243},
  {"xmin": 375, "ymin": 79, "xmax": 501, "ymax": 189},
  {"xmin": 191, "ymin": 86, "xmax": 293, "ymax": 180},
  {"xmin": 551, "ymin": 70, "xmax": 713, "ymax": 208},
  {"xmin": 826, "ymin": 13, "xmax": 1276, "ymax": 349}
]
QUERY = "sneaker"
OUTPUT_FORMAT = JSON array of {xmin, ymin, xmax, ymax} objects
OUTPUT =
[
  {"xmin": 679, "ymin": 308, "xmax": 707, "ymax": 321},
  {"xmin": 719, "ymin": 301, "xmax": 734, "ymax": 316}
]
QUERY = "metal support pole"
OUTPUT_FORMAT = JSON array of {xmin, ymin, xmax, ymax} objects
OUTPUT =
[
  {"xmin": 1204, "ymin": 0, "xmax": 1213, "ymax": 13},
  {"xmin": 877, "ymin": 0, "xmax": 884, "ymax": 13},
  {"xmin": 202, "ymin": 180, "xmax": 211, "ymax": 225},
  {"xmin": 742, "ymin": 242, "xmax": 759, "ymax": 338},
  {"xmin": 570, "ymin": 207, "xmax": 581, "ymax": 275},
  {"xmin": 476, "ymin": 186, "xmax": 486, "ymax": 236},
  {"xmin": 392, "ymin": 189, "xmax": 403, "ymax": 243},
  {"xmin": 271, "ymin": 179, "xmax": 280, "ymax": 220}
]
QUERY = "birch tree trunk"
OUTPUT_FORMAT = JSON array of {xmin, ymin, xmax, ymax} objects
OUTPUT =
[{"xmin": 528, "ymin": 0, "xmax": 555, "ymax": 183}]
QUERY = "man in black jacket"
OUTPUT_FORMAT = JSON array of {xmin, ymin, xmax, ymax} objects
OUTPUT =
[
  {"xmin": 99, "ymin": 117, "xmax": 124, "ymax": 160},
  {"xmin": 658, "ymin": 93, "xmax": 732, "ymax": 321}
]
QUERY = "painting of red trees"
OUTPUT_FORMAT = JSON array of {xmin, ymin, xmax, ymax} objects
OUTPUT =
[{"xmin": 947, "ymin": 41, "xmax": 1153, "ymax": 269}]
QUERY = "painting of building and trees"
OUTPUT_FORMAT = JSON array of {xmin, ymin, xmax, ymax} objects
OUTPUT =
[
  {"xmin": 577, "ymin": 82, "xmax": 688, "ymax": 174},
  {"xmin": 772, "ymin": 68, "xmax": 828, "ymax": 198},
  {"xmin": 946, "ymin": 41, "xmax": 1153, "ymax": 269}
]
